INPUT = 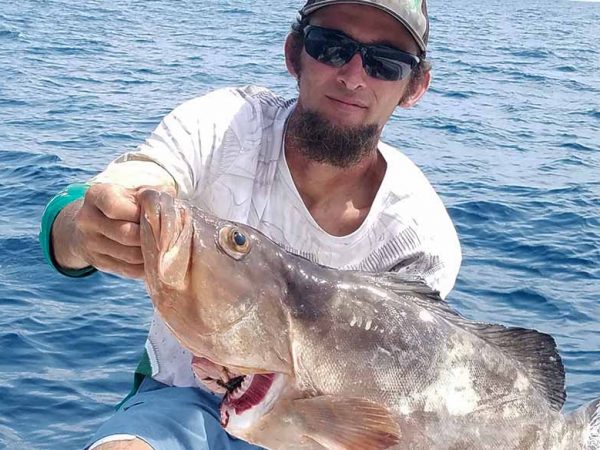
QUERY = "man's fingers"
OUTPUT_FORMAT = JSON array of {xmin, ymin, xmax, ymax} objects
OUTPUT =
[
  {"xmin": 136, "ymin": 184, "xmax": 177, "ymax": 198},
  {"xmin": 90, "ymin": 252, "xmax": 145, "ymax": 279},
  {"xmin": 101, "ymin": 220, "xmax": 141, "ymax": 247},
  {"xmin": 86, "ymin": 184, "xmax": 141, "ymax": 223},
  {"xmin": 78, "ymin": 205, "xmax": 141, "ymax": 247},
  {"xmin": 87, "ymin": 235, "xmax": 144, "ymax": 265}
]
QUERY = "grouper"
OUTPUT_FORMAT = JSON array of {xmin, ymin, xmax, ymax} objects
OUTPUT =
[{"xmin": 138, "ymin": 189, "xmax": 600, "ymax": 450}]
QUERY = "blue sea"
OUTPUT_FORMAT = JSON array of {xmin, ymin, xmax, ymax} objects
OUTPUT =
[{"xmin": 1, "ymin": 0, "xmax": 599, "ymax": 448}]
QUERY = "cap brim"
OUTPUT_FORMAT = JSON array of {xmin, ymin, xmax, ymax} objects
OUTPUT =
[{"xmin": 300, "ymin": 0, "xmax": 426, "ymax": 53}]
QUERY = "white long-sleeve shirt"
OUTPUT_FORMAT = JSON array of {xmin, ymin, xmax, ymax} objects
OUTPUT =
[{"xmin": 96, "ymin": 85, "xmax": 462, "ymax": 387}]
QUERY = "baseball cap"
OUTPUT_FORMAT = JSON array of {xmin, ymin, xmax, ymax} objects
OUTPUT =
[{"xmin": 299, "ymin": 0, "xmax": 429, "ymax": 54}]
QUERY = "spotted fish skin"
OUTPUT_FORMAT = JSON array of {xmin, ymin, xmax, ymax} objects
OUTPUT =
[{"xmin": 138, "ymin": 189, "xmax": 598, "ymax": 450}]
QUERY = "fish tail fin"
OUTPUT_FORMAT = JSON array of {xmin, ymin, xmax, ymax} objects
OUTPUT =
[
  {"xmin": 585, "ymin": 398, "xmax": 600, "ymax": 449},
  {"xmin": 566, "ymin": 398, "xmax": 600, "ymax": 449}
]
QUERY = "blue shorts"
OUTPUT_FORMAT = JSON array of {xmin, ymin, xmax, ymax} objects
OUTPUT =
[{"xmin": 86, "ymin": 377, "xmax": 264, "ymax": 450}]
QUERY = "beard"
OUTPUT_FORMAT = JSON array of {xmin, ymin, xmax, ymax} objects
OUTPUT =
[{"xmin": 285, "ymin": 107, "xmax": 380, "ymax": 168}]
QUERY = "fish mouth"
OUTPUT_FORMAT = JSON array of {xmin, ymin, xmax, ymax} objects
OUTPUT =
[
  {"xmin": 139, "ymin": 189, "xmax": 179, "ymax": 252},
  {"xmin": 138, "ymin": 189, "xmax": 163, "ymax": 246},
  {"xmin": 219, "ymin": 372, "xmax": 286, "ymax": 430}
]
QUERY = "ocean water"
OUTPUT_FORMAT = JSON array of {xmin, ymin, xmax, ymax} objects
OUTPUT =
[{"xmin": 0, "ymin": 0, "xmax": 599, "ymax": 448}]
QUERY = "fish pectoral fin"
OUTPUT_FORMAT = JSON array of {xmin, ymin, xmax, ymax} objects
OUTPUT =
[{"xmin": 291, "ymin": 396, "xmax": 400, "ymax": 450}]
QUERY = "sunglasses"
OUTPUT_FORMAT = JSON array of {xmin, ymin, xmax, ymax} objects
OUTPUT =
[{"xmin": 302, "ymin": 25, "xmax": 420, "ymax": 82}]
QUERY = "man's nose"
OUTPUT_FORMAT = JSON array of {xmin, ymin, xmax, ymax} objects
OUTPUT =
[{"xmin": 336, "ymin": 53, "xmax": 367, "ymax": 90}]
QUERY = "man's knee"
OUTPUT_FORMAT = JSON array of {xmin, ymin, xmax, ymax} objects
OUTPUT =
[{"xmin": 91, "ymin": 438, "xmax": 153, "ymax": 450}]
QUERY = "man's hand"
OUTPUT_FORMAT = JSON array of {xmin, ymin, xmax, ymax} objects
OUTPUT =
[
  {"xmin": 74, "ymin": 184, "xmax": 145, "ymax": 278},
  {"xmin": 52, "ymin": 183, "xmax": 174, "ymax": 279}
]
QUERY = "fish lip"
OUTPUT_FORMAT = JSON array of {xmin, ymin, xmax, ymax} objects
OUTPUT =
[
  {"xmin": 139, "ymin": 189, "xmax": 183, "ymax": 249},
  {"xmin": 139, "ymin": 189, "xmax": 163, "ymax": 249},
  {"xmin": 219, "ymin": 372, "xmax": 286, "ymax": 430}
]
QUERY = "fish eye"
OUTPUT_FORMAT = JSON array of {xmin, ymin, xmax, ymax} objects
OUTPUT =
[
  {"xmin": 217, "ymin": 225, "xmax": 251, "ymax": 260},
  {"xmin": 233, "ymin": 230, "xmax": 246, "ymax": 246}
]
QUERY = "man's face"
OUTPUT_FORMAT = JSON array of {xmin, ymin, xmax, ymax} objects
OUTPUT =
[{"xmin": 288, "ymin": 3, "xmax": 422, "ymax": 131}]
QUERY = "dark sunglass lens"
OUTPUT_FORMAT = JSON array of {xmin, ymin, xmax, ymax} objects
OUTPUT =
[
  {"xmin": 365, "ymin": 46, "xmax": 418, "ymax": 81},
  {"xmin": 304, "ymin": 26, "xmax": 418, "ymax": 81},
  {"xmin": 324, "ymin": 43, "xmax": 355, "ymax": 66},
  {"xmin": 304, "ymin": 28, "xmax": 327, "ymax": 59},
  {"xmin": 364, "ymin": 55, "xmax": 407, "ymax": 81},
  {"xmin": 305, "ymin": 27, "xmax": 355, "ymax": 67}
]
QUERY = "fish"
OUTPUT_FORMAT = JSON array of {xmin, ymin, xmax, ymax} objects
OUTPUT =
[{"xmin": 138, "ymin": 189, "xmax": 600, "ymax": 450}]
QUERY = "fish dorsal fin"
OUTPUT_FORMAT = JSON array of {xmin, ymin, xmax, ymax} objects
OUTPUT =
[
  {"xmin": 290, "ymin": 396, "xmax": 400, "ymax": 450},
  {"xmin": 356, "ymin": 272, "xmax": 566, "ymax": 411},
  {"xmin": 354, "ymin": 271, "xmax": 446, "ymax": 304},
  {"xmin": 460, "ymin": 322, "xmax": 566, "ymax": 411}
]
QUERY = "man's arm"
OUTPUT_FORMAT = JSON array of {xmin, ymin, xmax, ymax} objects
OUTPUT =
[{"xmin": 46, "ymin": 88, "xmax": 257, "ymax": 279}]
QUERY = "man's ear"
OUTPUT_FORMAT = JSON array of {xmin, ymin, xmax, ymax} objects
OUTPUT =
[
  {"xmin": 399, "ymin": 70, "xmax": 431, "ymax": 108},
  {"xmin": 284, "ymin": 34, "xmax": 299, "ymax": 79}
]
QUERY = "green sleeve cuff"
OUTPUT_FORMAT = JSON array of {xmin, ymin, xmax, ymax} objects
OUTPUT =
[
  {"xmin": 116, "ymin": 349, "xmax": 153, "ymax": 410},
  {"xmin": 39, "ymin": 183, "xmax": 97, "ymax": 278}
]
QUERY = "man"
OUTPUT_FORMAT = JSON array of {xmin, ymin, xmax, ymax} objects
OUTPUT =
[{"xmin": 40, "ymin": 0, "xmax": 461, "ymax": 449}]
